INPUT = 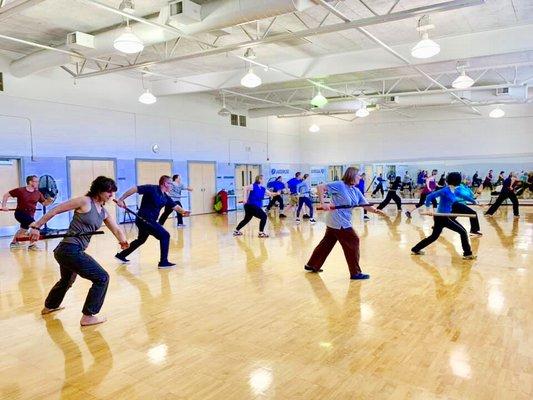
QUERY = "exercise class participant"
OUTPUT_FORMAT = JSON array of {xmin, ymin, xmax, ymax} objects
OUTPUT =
[
  {"xmin": 358, "ymin": 172, "xmax": 370, "ymax": 221},
  {"xmin": 234, "ymin": 175, "xmax": 276, "ymax": 238},
  {"xmin": 411, "ymin": 172, "xmax": 476, "ymax": 260},
  {"xmin": 1, "ymin": 175, "xmax": 53, "ymax": 250},
  {"xmin": 377, "ymin": 176, "xmax": 402, "ymax": 211},
  {"xmin": 266, "ymin": 176, "xmax": 287, "ymax": 218},
  {"xmin": 28, "ymin": 176, "xmax": 128, "ymax": 326},
  {"xmin": 115, "ymin": 175, "xmax": 189, "ymax": 268},
  {"xmin": 304, "ymin": 167, "xmax": 386, "ymax": 280},
  {"xmin": 158, "ymin": 174, "xmax": 192, "ymax": 228},
  {"xmin": 485, "ymin": 172, "xmax": 520, "ymax": 218},
  {"xmin": 296, "ymin": 174, "xmax": 316, "ymax": 224},
  {"xmin": 406, "ymin": 169, "xmax": 438, "ymax": 218},
  {"xmin": 372, "ymin": 173, "xmax": 385, "ymax": 197},
  {"xmin": 287, "ymin": 172, "xmax": 303, "ymax": 216},
  {"xmin": 453, "ymin": 183, "xmax": 483, "ymax": 237}
]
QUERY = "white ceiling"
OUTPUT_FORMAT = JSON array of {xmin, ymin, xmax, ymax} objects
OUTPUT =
[{"xmin": 1, "ymin": 0, "xmax": 532, "ymax": 115}]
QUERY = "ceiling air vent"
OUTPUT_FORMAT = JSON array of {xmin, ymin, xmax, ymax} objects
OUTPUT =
[
  {"xmin": 169, "ymin": 0, "xmax": 201, "ymax": 24},
  {"xmin": 495, "ymin": 87, "xmax": 509, "ymax": 96},
  {"xmin": 66, "ymin": 32, "xmax": 95, "ymax": 50}
]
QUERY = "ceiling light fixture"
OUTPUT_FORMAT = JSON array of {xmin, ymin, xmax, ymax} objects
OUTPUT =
[
  {"xmin": 452, "ymin": 70, "xmax": 474, "ymax": 89},
  {"xmin": 309, "ymin": 124, "xmax": 320, "ymax": 133},
  {"xmin": 411, "ymin": 15, "xmax": 440, "ymax": 59},
  {"xmin": 241, "ymin": 65, "xmax": 262, "ymax": 88},
  {"xmin": 118, "ymin": 0, "xmax": 135, "ymax": 14},
  {"xmin": 489, "ymin": 106, "xmax": 505, "ymax": 118},
  {"xmin": 218, "ymin": 92, "xmax": 231, "ymax": 116},
  {"xmin": 310, "ymin": 89, "xmax": 328, "ymax": 108},
  {"xmin": 138, "ymin": 89, "xmax": 157, "ymax": 104},
  {"xmin": 356, "ymin": 106, "xmax": 369, "ymax": 118},
  {"xmin": 113, "ymin": 20, "xmax": 143, "ymax": 54},
  {"xmin": 244, "ymin": 48, "xmax": 256, "ymax": 60}
]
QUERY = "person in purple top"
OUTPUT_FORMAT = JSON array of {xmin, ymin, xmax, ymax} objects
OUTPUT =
[
  {"xmin": 411, "ymin": 172, "xmax": 475, "ymax": 260},
  {"xmin": 234, "ymin": 175, "xmax": 277, "ymax": 238}
]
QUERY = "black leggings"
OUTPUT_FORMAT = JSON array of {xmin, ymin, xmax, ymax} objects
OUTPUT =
[
  {"xmin": 412, "ymin": 216, "xmax": 472, "ymax": 256},
  {"xmin": 377, "ymin": 190, "xmax": 402, "ymax": 210},
  {"xmin": 266, "ymin": 195, "xmax": 284, "ymax": 211},
  {"xmin": 158, "ymin": 200, "xmax": 183, "ymax": 225},
  {"xmin": 297, "ymin": 197, "xmax": 313, "ymax": 218},
  {"xmin": 486, "ymin": 189, "xmax": 519, "ymax": 216},
  {"xmin": 451, "ymin": 202, "xmax": 480, "ymax": 233},
  {"xmin": 236, "ymin": 204, "xmax": 267, "ymax": 232},
  {"xmin": 372, "ymin": 183, "xmax": 384, "ymax": 196},
  {"xmin": 415, "ymin": 191, "xmax": 438, "ymax": 209}
]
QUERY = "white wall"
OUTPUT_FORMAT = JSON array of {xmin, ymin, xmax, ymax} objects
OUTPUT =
[
  {"xmin": 299, "ymin": 105, "xmax": 533, "ymax": 164},
  {"xmin": 0, "ymin": 57, "xmax": 301, "ymax": 164}
]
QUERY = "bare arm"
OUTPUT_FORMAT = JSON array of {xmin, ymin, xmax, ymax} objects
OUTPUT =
[
  {"xmin": 242, "ymin": 185, "xmax": 251, "ymax": 204},
  {"xmin": 31, "ymin": 197, "xmax": 89, "ymax": 229},
  {"xmin": 103, "ymin": 211, "xmax": 129, "ymax": 249},
  {"xmin": 116, "ymin": 186, "xmax": 138, "ymax": 208},
  {"xmin": 363, "ymin": 204, "xmax": 386, "ymax": 216},
  {"xmin": 2, "ymin": 192, "xmax": 11, "ymax": 210}
]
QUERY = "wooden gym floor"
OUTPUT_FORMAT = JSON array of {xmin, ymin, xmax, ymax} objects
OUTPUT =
[{"xmin": 0, "ymin": 206, "xmax": 531, "ymax": 399}]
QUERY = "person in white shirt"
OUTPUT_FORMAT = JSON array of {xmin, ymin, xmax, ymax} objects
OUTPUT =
[{"xmin": 158, "ymin": 174, "xmax": 193, "ymax": 227}]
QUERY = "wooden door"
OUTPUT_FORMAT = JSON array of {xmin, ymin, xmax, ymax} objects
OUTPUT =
[
  {"xmin": 329, "ymin": 165, "xmax": 343, "ymax": 181},
  {"xmin": 0, "ymin": 159, "xmax": 21, "ymax": 229},
  {"xmin": 69, "ymin": 159, "xmax": 116, "ymax": 221},
  {"xmin": 136, "ymin": 161, "xmax": 172, "ymax": 185},
  {"xmin": 201, "ymin": 163, "xmax": 216, "ymax": 214},
  {"xmin": 189, "ymin": 163, "xmax": 205, "ymax": 215}
]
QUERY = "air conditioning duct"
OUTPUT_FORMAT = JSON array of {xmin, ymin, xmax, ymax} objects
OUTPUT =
[{"xmin": 10, "ymin": 0, "xmax": 317, "ymax": 77}]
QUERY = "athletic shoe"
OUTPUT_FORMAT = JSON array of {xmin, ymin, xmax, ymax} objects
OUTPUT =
[
  {"xmin": 411, "ymin": 249, "xmax": 425, "ymax": 255},
  {"xmin": 350, "ymin": 273, "xmax": 370, "ymax": 280},
  {"xmin": 295, "ymin": 218, "xmax": 301, "ymax": 224},
  {"xmin": 303, "ymin": 214, "xmax": 310, "ymax": 219},
  {"xmin": 309, "ymin": 218, "xmax": 316, "ymax": 224},
  {"xmin": 469, "ymin": 231, "xmax": 483, "ymax": 237},
  {"xmin": 258, "ymin": 232, "xmax": 269, "ymax": 238},
  {"xmin": 177, "ymin": 224, "xmax": 186, "ymax": 228},
  {"xmin": 363, "ymin": 215, "xmax": 370, "ymax": 221},
  {"xmin": 9, "ymin": 242, "xmax": 22, "ymax": 249},
  {"xmin": 304, "ymin": 265, "xmax": 323, "ymax": 273},
  {"xmin": 463, "ymin": 254, "xmax": 477, "ymax": 260},
  {"xmin": 233, "ymin": 230, "xmax": 243, "ymax": 236},
  {"xmin": 158, "ymin": 261, "xmax": 176, "ymax": 269},
  {"xmin": 115, "ymin": 253, "xmax": 130, "ymax": 263},
  {"xmin": 279, "ymin": 214, "xmax": 287, "ymax": 218},
  {"xmin": 405, "ymin": 211, "xmax": 412, "ymax": 219},
  {"xmin": 28, "ymin": 244, "xmax": 43, "ymax": 251}
]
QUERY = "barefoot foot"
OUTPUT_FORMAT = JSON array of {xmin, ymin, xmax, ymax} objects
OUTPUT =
[{"xmin": 80, "ymin": 315, "xmax": 107, "ymax": 326}]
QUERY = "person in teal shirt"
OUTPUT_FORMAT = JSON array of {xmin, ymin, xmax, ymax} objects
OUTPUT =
[{"xmin": 452, "ymin": 183, "xmax": 482, "ymax": 236}]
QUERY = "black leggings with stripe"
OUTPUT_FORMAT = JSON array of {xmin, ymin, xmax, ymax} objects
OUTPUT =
[{"xmin": 412, "ymin": 216, "xmax": 472, "ymax": 256}]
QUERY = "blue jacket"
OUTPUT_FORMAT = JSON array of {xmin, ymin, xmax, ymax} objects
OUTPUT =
[{"xmin": 425, "ymin": 186, "xmax": 457, "ymax": 214}]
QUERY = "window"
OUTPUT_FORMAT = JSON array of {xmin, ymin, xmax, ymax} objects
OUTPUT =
[
  {"xmin": 230, "ymin": 114, "xmax": 239, "ymax": 126},
  {"xmin": 239, "ymin": 115, "xmax": 247, "ymax": 127}
]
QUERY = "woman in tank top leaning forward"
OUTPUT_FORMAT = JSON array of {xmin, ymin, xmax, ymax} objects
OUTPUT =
[{"xmin": 28, "ymin": 176, "xmax": 128, "ymax": 326}]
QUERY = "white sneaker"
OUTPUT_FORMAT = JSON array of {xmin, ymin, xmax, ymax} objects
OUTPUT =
[
  {"xmin": 28, "ymin": 244, "xmax": 43, "ymax": 251},
  {"xmin": 9, "ymin": 242, "xmax": 22, "ymax": 250},
  {"xmin": 309, "ymin": 218, "xmax": 316, "ymax": 224},
  {"xmin": 233, "ymin": 230, "xmax": 243, "ymax": 236},
  {"xmin": 295, "ymin": 218, "xmax": 301, "ymax": 224}
]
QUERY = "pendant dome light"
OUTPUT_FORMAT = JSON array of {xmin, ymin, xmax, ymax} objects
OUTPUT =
[
  {"xmin": 118, "ymin": 0, "xmax": 135, "ymax": 14},
  {"xmin": 452, "ymin": 70, "xmax": 475, "ymax": 89},
  {"xmin": 489, "ymin": 106, "xmax": 505, "ymax": 118},
  {"xmin": 411, "ymin": 15, "xmax": 440, "ymax": 59},
  {"xmin": 356, "ymin": 105, "xmax": 369, "ymax": 118},
  {"xmin": 218, "ymin": 92, "xmax": 231, "ymax": 116},
  {"xmin": 309, "ymin": 124, "xmax": 320, "ymax": 133},
  {"xmin": 138, "ymin": 73, "xmax": 156, "ymax": 104},
  {"xmin": 241, "ymin": 64, "xmax": 262, "ymax": 88},
  {"xmin": 310, "ymin": 87, "xmax": 328, "ymax": 108},
  {"xmin": 114, "ymin": 20, "xmax": 143, "ymax": 54}
]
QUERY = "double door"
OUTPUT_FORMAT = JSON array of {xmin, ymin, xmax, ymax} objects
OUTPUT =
[
  {"xmin": 328, "ymin": 165, "xmax": 344, "ymax": 181},
  {"xmin": 235, "ymin": 164, "xmax": 261, "ymax": 201},
  {"xmin": 188, "ymin": 162, "xmax": 216, "ymax": 215}
]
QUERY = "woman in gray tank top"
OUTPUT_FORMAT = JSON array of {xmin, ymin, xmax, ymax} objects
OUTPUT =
[{"xmin": 29, "ymin": 176, "xmax": 128, "ymax": 327}]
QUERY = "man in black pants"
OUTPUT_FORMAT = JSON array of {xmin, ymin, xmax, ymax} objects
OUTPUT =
[
  {"xmin": 115, "ymin": 175, "xmax": 189, "ymax": 268},
  {"xmin": 485, "ymin": 172, "xmax": 520, "ymax": 217}
]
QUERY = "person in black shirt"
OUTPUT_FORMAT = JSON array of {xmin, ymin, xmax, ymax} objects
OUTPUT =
[
  {"xmin": 377, "ymin": 176, "xmax": 402, "ymax": 211},
  {"xmin": 115, "ymin": 175, "xmax": 189, "ymax": 268},
  {"xmin": 485, "ymin": 172, "xmax": 520, "ymax": 217}
]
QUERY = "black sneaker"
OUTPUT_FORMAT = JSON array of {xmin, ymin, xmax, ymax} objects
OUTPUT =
[
  {"xmin": 304, "ymin": 265, "xmax": 323, "ymax": 273},
  {"xmin": 158, "ymin": 261, "xmax": 176, "ymax": 269},
  {"xmin": 115, "ymin": 253, "xmax": 130, "ymax": 263},
  {"xmin": 303, "ymin": 214, "xmax": 310, "ymax": 219},
  {"xmin": 411, "ymin": 249, "xmax": 425, "ymax": 255},
  {"xmin": 279, "ymin": 213, "xmax": 287, "ymax": 218},
  {"xmin": 405, "ymin": 211, "xmax": 412, "ymax": 218},
  {"xmin": 469, "ymin": 231, "xmax": 483, "ymax": 237},
  {"xmin": 350, "ymin": 273, "xmax": 370, "ymax": 280}
]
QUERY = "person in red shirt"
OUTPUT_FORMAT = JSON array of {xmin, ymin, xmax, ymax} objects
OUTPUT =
[{"xmin": 2, "ymin": 175, "xmax": 53, "ymax": 249}]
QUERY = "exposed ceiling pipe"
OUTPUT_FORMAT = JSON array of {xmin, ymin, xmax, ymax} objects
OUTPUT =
[
  {"xmin": 0, "ymin": 0, "xmax": 47, "ymax": 23},
  {"xmin": 9, "ymin": 0, "xmax": 315, "ymax": 77},
  {"xmin": 312, "ymin": 0, "xmax": 485, "ymax": 115},
  {"xmin": 73, "ymin": 0, "xmax": 484, "ymax": 80}
]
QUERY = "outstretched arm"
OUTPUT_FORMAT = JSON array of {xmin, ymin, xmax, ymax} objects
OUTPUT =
[
  {"xmin": 103, "ymin": 211, "xmax": 129, "ymax": 249},
  {"xmin": 115, "ymin": 186, "xmax": 138, "ymax": 208},
  {"xmin": 1, "ymin": 192, "xmax": 11, "ymax": 211}
]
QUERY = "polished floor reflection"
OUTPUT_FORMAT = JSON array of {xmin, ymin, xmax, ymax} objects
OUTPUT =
[{"xmin": 0, "ymin": 207, "xmax": 531, "ymax": 399}]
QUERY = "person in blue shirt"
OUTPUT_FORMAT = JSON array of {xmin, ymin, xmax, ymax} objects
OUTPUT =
[
  {"xmin": 411, "ymin": 172, "xmax": 475, "ymax": 259},
  {"xmin": 377, "ymin": 176, "xmax": 402, "ymax": 211},
  {"xmin": 452, "ymin": 183, "xmax": 482, "ymax": 236},
  {"xmin": 371, "ymin": 173, "xmax": 385, "ymax": 197},
  {"xmin": 158, "ymin": 174, "xmax": 193, "ymax": 227},
  {"xmin": 286, "ymin": 172, "xmax": 303, "ymax": 215},
  {"xmin": 115, "ymin": 175, "xmax": 189, "ymax": 268},
  {"xmin": 358, "ymin": 172, "xmax": 370, "ymax": 221},
  {"xmin": 296, "ymin": 174, "xmax": 316, "ymax": 223},
  {"xmin": 304, "ymin": 167, "xmax": 385, "ymax": 280},
  {"xmin": 234, "ymin": 175, "xmax": 277, "ymax": 238},
  {"xmin": 266, "ymin": 176, "xmax": 286, "ymax": 218},
  {"xmin": 485, "ymin": 172, "xmax": 520, "ymax": 217}
]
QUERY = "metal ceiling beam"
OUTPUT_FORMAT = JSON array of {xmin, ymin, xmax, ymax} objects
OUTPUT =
[
  {"xmin": 0, "ymin": 0, "xmax": 47, "ymax": 22},
  {"xmin": 74, "ymin": 0, "xmax": 484, "ymax": 80},
  {"xmin": 313, "ymin": 0, "xmax": 484, "ymax": 115}
]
